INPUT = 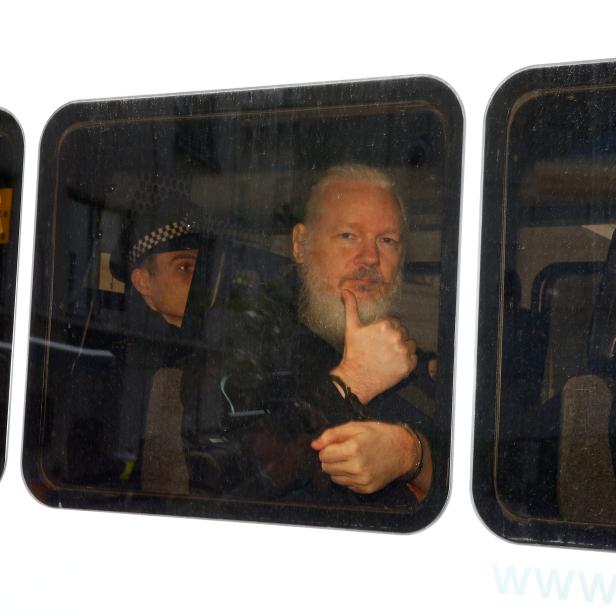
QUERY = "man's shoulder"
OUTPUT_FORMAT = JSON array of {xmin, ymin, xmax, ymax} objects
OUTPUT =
[{"xmin": 114, "ymin": 305, "xmax": 191, "ymax": 371}]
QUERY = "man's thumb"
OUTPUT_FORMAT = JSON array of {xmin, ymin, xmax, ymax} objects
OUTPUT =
[{"xmin": 342, "ymin": 289, "xmax": 361, "ymax": 331}]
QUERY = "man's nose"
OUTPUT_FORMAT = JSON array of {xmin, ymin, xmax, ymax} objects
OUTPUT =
[{"xmin": 355, "ymin": 239, "xmax": 380, "ymax": 266}]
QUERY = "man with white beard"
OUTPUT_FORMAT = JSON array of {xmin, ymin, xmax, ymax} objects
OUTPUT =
[
  {"xmin": 184, "ymin": 163, "xmax": 434, "ymax": 503},
  {"xmin": 288, "ymin": 163, "xmax": 433, "ymax": 499}
]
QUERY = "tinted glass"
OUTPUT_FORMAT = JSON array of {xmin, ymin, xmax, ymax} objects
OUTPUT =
[
  {"xmin": 474, "ymin": 61, "xmax": 616, "ymax": 548},
  {"xmin": 25, "ymin": 78, "xmax": 462, "ymax": 531},
  {"xmin": 0, "ymin": 108, "xmax": 22, "ymax": 475}
]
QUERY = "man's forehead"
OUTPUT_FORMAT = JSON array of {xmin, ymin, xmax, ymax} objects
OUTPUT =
[
  {"xmin": 158, "ymin": 248, "xmax": 198, "ymax": 259},
  {"xmin": 151, "ymin": 248, "xmax": 198, "ymax": 264},
  {"xmin": 314, "ymin": 180, "xmax": 402, "ymax": 225}
]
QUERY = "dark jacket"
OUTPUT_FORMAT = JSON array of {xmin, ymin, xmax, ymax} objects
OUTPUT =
[
  {"xmin": 182, "ymin": 316, "xmax": 435, "ymax": 508},
  {"xmin": 113, "ymin": 297, "xmax": 194, "ymax": 484}
]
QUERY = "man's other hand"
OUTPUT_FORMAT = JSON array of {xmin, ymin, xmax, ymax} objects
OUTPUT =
[
  {"xmin": 310, "ymin": 421, "xmax": 421, "ymax": 494},
  {"xmin": 330, "ymin": 289, "xmax": 418, "ymax": 404}
]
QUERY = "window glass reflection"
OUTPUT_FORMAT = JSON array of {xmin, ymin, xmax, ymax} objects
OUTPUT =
[
  {"xmin": 0, "ymin": 108, "xmax": 23, "ymax": 476},
  {"xmin": 475, "ymin": 62, "xmax": 616, "ymax": 548},
  {"xmin": 25, "ymin": 80, "xmax": 461, "ymax": 531}
]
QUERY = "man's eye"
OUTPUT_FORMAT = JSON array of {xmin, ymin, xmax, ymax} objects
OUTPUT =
[
  {"xmin": 337, "ymin": 232, "xmax": 355, "ymax": 240},
  {"xmin": 380, "ymin": 236, "xmax": 399, "ymax": 245},
  {"xmin": 178, "ymin": 262, "xmax": 195, "ymax": 273}
]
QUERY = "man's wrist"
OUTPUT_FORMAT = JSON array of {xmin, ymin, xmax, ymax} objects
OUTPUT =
[
  {"xmin": 329, "ymin": 366, "xmax": 371, "ymax": 404},
  {"xmin": 397, "ymin": 424, "xmax": 424, "ymax": 483},
  {"xmin": 329, "ymin": 374, "xmax": 367, "ymax": 418}
]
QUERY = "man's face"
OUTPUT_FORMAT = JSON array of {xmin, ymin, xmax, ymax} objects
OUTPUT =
[
  {"xmin": 293, "ymin": 180, "xmax": 404, "ymax": 343},
  {"xmin": 130, "ymin": 249, "xmax": 198, "ymax": 327}
]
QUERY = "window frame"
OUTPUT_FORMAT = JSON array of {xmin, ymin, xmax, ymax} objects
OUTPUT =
[
  {"xmin": 24, "ymin": 77, "xmax": 463, "ymax": 532},
  {"xmin": 473, "ymin": 60, "xmax": 616, "ymax": 549}
]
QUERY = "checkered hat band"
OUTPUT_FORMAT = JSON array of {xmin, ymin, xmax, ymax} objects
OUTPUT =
[{"xmin": 129, "ymin": 221, "xmax": 195, "ymax": 265}]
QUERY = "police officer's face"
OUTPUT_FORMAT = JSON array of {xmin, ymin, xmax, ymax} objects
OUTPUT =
[
  {"xmin": 292, "ymin": 180, "xmax": 404, "ymax": 306},
  {"xmin": 130, "ymin": 249, "xmax": 198, "ymax": 327}
]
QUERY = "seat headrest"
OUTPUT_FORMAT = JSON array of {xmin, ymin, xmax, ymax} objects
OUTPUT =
[{"xmin": 588, "ymin": 228, "xmax": 616, "ymax": 373}]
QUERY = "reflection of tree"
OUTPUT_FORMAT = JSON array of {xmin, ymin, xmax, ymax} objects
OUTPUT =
[{"xmin": 221, "ymin": 275, "xmax": 298, "ymax": 407}]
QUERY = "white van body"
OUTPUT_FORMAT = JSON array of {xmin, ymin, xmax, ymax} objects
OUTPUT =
[{"xmin": 3, "ymin": 3, "xmax": 616, "ymax": 614}]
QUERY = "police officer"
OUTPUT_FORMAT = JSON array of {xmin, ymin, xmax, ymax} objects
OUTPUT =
[{"xmin": 109, "ymin": 190, "xmax": 202, "ymax": 490}]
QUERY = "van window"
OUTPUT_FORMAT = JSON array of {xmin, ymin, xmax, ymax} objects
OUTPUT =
[
  {"xmin": 0, "ymin": 108, "xmax": 23, "ymax": 477},
  {"xmin": 474, "ymin": 61, "xmax": 616, "ymax": 549},
  {"xmin": 24, "ymin": 78, "xmax": 462, "ymax": 531}
]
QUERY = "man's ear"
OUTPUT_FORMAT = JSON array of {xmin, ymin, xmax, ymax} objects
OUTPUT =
[
  {"xmin": 130, "ymin": 267, "xmax": 152, "ymax": 298},
  {"xmin": 292, "ymin": 223, "xmax": 307, "ymax": 263}
]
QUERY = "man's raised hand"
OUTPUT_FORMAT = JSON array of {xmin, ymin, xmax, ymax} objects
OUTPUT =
[{"xmin": 330, "ymin": 288, "xmax": 418, "ymax": 404}]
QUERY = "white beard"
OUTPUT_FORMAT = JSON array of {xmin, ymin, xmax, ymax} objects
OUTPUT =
[{"xmin": 298, "ymin": 259, "xmax": 402, "ymax": 349}]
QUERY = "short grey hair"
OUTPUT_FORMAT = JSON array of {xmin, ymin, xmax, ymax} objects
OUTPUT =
[{"xmin": 303, "ymin": 163, "xmax": 408, "ymax": 230}]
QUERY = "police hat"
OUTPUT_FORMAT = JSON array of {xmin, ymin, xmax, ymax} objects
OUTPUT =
[{"xmin": 109, "ymin": 178, "xmax": 202, "ymax": 283}]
